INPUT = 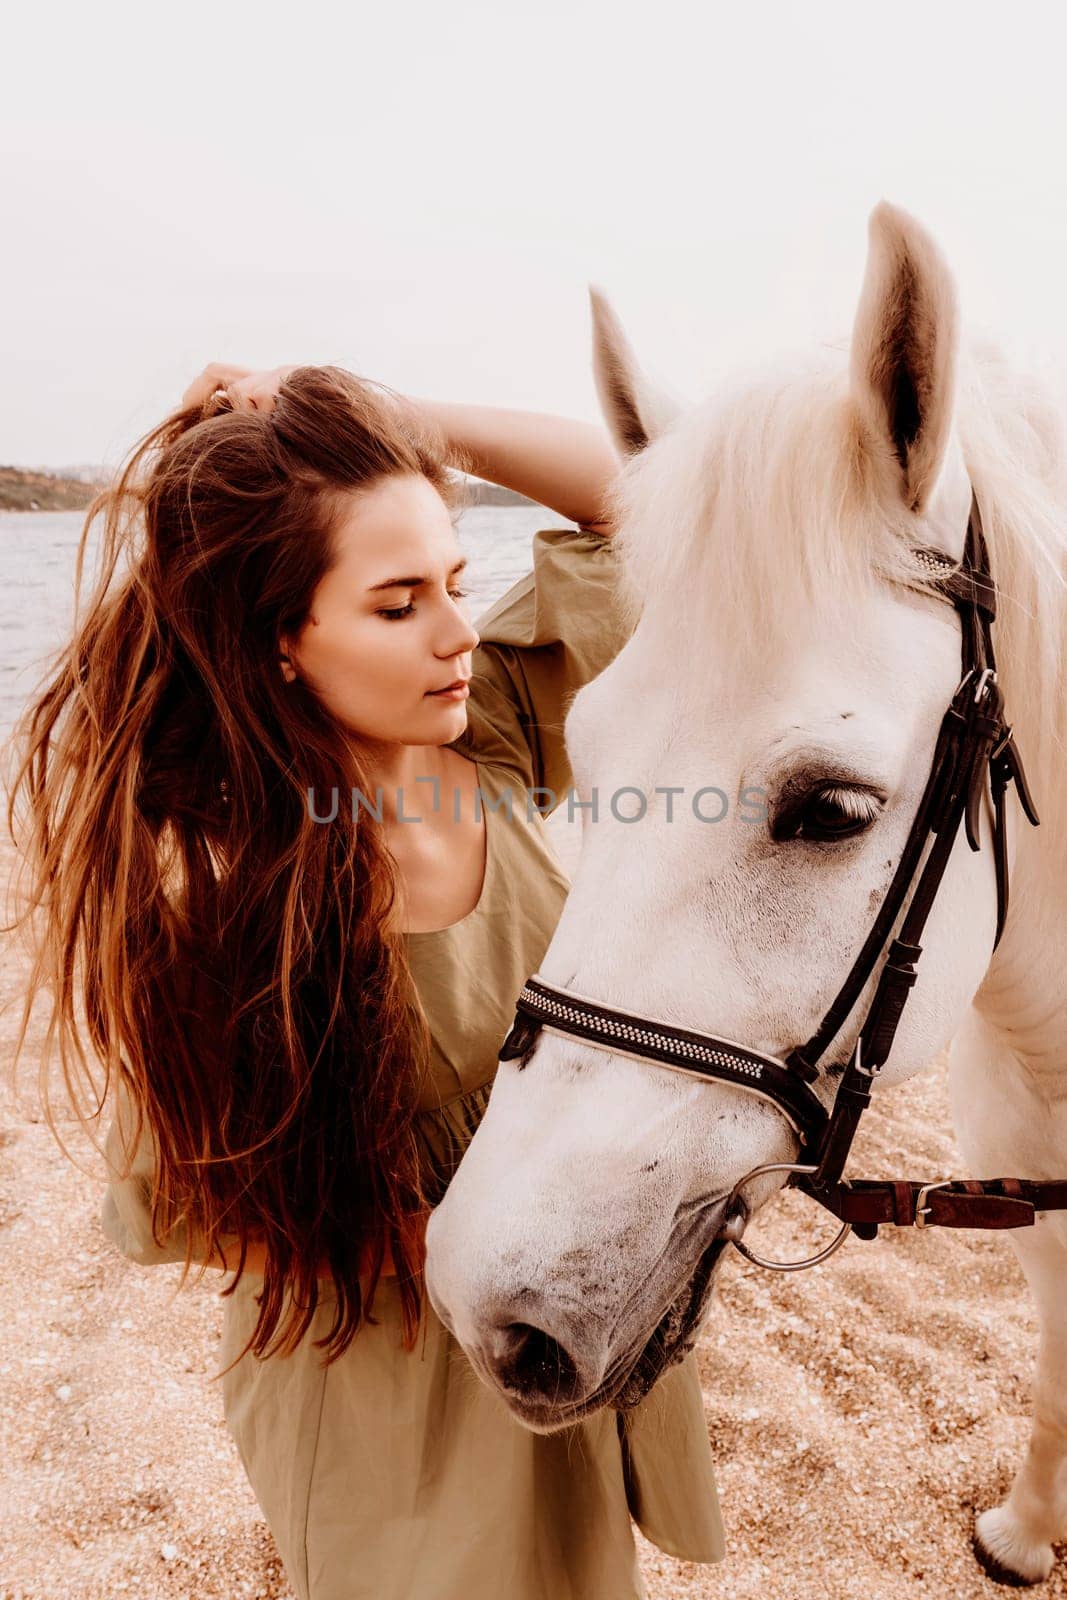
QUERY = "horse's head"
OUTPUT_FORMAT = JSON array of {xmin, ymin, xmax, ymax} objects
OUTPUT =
[{"xmin": 425, "ymin": 202, "xmax": 1044, "ymax": 1431}]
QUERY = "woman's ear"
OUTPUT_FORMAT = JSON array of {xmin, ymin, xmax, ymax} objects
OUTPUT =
[{"xmin": 279, "ymin": 637, "xmax": 297, "ymax": 684}]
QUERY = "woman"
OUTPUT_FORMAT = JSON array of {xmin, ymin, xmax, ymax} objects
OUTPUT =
[{"xmin": 8, "ymin": 362, "xmax": 725, "ymax": 1599}]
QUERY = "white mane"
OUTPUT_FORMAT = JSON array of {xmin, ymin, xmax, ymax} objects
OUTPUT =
[{"xmin": 607, "ymin": 335, "xmax": 1067, "ymax": 845}]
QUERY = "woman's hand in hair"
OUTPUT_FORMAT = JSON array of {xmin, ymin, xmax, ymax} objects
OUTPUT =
[{"xmin": 182, "ymin": 362, "xmax": 299, "ymax": 416}]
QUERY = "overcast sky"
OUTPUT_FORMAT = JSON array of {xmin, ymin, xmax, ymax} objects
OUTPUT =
[{"xmin": 4, "ymin": 0, "xmax": 1067, "ymax": 468}]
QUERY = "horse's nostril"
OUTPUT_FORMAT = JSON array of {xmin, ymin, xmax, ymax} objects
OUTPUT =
[{"xmin": 494, "ymin": 1322, "xmax": 580, "ymax": 1399}]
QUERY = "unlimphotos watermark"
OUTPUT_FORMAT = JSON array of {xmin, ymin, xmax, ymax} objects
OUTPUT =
[{"xmin": 305, "ymin": 781, "xmax": 768, "ymax": 826}]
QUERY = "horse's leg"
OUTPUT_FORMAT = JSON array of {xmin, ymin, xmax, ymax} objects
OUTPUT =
[
  {"xmin": 973, "ymin": 1227, "xmax": 1067, "ymax": 1584},
  {"xmin": 949, "ymin": 1011, "xmax": 1067, "ymax": 1585}
]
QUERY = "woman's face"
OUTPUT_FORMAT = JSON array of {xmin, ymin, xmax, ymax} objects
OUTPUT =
[{"xmin": 280, "ymin": 473, "xmax": 480, "ymax": 747}]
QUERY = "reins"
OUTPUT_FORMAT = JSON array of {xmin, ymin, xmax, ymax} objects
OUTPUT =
[{"xmin": 499, "ymin": 491, "xmax": 1058, "ymax": 1272}]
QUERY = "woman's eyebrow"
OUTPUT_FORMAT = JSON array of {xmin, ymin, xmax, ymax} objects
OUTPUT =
[{"xmin": 366, "ymin": 556, "xmax": 469, "ymax": 593}]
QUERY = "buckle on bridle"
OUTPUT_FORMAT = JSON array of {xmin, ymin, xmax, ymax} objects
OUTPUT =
[
  {"xmin": 851, "ymin": 1033, "xmax": 882, "ymax": 1080},
  {"xmin": 914, "ymin": 1179, "xmax": 953, "ymax": 1228},
  {"xmin": 972, "ymin": 665, "xmax": 997, "ymax": 704},
  {"xmin": 990, "ymin": 725, "xmax": 1013, "ymax": 763}
]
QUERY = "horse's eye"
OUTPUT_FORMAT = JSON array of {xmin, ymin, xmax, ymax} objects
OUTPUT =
[{"xmin": 775, "ymin": 785, "xmax": 883, "ymax": 843}]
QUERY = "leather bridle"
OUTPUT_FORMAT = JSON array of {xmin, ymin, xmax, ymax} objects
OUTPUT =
[{"xmin": 498, "ymin": 490, "xmax": 1065, "ymax": 1271}]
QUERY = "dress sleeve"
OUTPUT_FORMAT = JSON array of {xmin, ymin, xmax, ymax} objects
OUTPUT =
[
  {"xmin": 99, "ymin": 1078, "xmax": 191, "ymax": 1266},
  {"xmin": 456, "ymin": 525, "xmax": 636, "ymax": 806}
]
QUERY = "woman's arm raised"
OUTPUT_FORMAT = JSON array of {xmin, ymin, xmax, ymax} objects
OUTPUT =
[
  {"xmin": 410, "ymin": 399, "xmax": 618, "ymax": 535},
  {"xmin": 179, "ymin": 364, "xmax": 619, "ymax": 534}
]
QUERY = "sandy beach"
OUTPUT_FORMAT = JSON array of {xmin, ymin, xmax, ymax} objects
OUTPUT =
[{"xmin": 1, "ymin": 818, "xmax": 1063, "ymax": 1600}]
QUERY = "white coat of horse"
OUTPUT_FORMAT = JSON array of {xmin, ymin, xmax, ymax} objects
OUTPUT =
[{"xmin": 426, "ymin": 202, "xmax": 1067, "ymax": 1585}]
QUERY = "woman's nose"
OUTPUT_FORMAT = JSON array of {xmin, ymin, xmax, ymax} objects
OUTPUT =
[{"xmin": 444, "ymin": 610, "xmax": 479, "ymax": 656}]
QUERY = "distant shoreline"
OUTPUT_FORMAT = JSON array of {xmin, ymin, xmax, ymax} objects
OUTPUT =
[
  {"xmin": 0, "ymin": 469, "xmax": 534, "ymax": 514},
  {"xmin": 0, "ymin": 468, "xmax": 104, "ymax": 513}
]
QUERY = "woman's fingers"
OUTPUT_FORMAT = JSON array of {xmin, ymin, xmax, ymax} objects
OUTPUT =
[
  {"xmin": 250, "ymin": 365, "xmax": 301, "ymax": 412},
  {"xmin": 229, "ymin": 372, "xmax": 282, "ymax": 414},
  {"xmin": 181, "ymin": 362, "xmax": 256, "ymax": 410},
  {"xmin": 184, "ymin": 364, "xmax": 301, "ymax": 416}
]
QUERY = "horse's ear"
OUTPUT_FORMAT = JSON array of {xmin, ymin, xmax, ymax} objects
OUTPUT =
[
  {"xmin": 589, "ymin": 286, "xmax": 680, "ymax": 457},
  {"xmin": 849, "ymin": 202, "xmax": 959, "ymax": 514}
]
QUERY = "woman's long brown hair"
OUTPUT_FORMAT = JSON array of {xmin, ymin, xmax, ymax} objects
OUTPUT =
[{"xmin": 5, "ymin": 365, "xmax": 467, "ymax": 1362}]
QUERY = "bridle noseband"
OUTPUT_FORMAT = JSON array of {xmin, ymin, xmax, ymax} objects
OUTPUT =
[{"xmin": 499, "ymin": 491, "xmax": 1063, "ymax": 1271}]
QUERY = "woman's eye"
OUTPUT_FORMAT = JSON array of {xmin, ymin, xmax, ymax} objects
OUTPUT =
[
  {"xmin": 377, "ymin": 588, "xmax": 470, "ymax": 622},
  {"xmin": 776, "ymin": 786, "xmax": 883, "ymax": 843}
]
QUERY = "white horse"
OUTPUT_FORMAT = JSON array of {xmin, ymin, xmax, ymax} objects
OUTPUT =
[{"xmin": 426, "ymin": 202, "xmax": 1067, "ymax": 1584}]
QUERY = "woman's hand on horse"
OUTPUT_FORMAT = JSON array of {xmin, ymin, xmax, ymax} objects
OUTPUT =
[{"xmin": 181, "ymin": 362, "xmax": 301, "ymax": 415}]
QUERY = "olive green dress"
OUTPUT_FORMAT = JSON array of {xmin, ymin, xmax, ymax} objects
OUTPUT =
[{"xmin": 101, "ymin": 526, "xmax": 726, "ymax": 1600}]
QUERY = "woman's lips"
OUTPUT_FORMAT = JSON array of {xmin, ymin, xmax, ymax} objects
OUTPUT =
[{"xmin": 426, "ymin": 679, "xmax": 470, "ymax": 700}]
